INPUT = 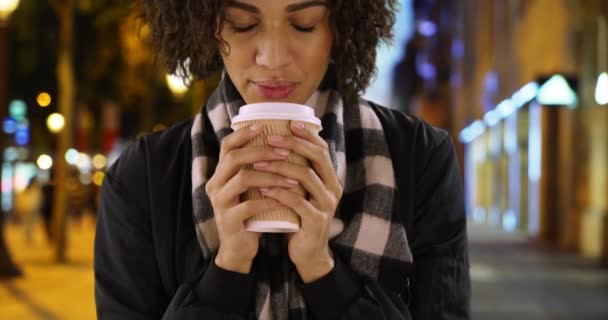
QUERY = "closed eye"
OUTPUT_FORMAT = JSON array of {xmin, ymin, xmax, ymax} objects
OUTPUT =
[
  {"xmin": 228, "ymin": 22, "xmax": 257, "ymax": 33},
  {"xmin": 227, "ymin": 22, "xmax": 315, "ymax": 33},
  {"xmin": 292, "ymin": 24, "xmax": 316, "ymax": 33}
]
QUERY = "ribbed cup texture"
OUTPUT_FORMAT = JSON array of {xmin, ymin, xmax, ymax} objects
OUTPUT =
[{"xmin": 233, "ymin": 120, "xmax": 321, "ymax": 232}]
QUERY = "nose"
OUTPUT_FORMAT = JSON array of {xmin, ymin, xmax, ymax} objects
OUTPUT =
[{"xmin": 255, "ymin": 29, "xmax": 292, "ymax": 70}]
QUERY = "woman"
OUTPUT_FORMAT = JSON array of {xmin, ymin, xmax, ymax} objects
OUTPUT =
[{"xmin": 94, "ymin": 1, "xmax": 471, "ymax": 319}]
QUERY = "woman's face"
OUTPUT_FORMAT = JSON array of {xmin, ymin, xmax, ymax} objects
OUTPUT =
[{"xmin": 218, "ymin": 0, "xmax": 333, "ymax": 104}]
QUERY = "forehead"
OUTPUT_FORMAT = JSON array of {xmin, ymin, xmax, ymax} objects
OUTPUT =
[{"xmin": 225, "ymin": 0, "xmax": 329, "ymax": 14}]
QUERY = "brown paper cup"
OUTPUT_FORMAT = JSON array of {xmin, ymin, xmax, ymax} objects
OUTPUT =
[{"xmin": 233, "ymin": 119, "xmax": 321, "ymax": 233}]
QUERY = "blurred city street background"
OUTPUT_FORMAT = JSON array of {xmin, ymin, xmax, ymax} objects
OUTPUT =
[{"xmin": 1, "ymin": 0, "xmax": 608, "ymax": 319}]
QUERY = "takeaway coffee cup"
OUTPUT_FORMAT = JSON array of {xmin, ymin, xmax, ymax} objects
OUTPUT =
[{"xmin": 231, "ymin": 103, "xmax": 322, "ymax": 233}]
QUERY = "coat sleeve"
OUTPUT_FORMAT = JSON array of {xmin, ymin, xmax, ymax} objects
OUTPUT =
[
  {"xmin": 409, "ymin": 134, "xmax": 471, "ymax": 319},
  {"xmin": 298, "ymin": 255, "xmax": 412, "ymax": 320},
  {"xmin": 94, "ymin": 140, "xmax": 256, "ymax": 320}
]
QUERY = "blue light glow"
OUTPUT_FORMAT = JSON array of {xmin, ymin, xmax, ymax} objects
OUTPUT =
[
  {"xmin": 483, "ymin": 109, "xmax": 500, "ymax": 127},
  {"xmin": 489, "ymin": 206, "xmax": 501, "ymax": 227},
  {"xmin": 527, "ymin": 102, "xmax": 542, "ymax": 236},
  {"xmin": 15, "ymin": 129, "xmax": 30, "ymax": 146},
  {"xmin": 511, "ymin": 82, "xmax": 539, "ymax": 108},
  {"xmin": 528, "ymin": 103, "xmax": 542, "ymax": 182},
  {"xmin": 537, "ymin": 74, "xmax": 577, "ymax": 107},
  {"xmin": 3, "ymin": 118, "xmax": 17, "ymax": 134},
  {"xmin": 502, "ymin": 210, "xmax": 518, "ymax": 232},
  {"xmin": 459, "ymin": 120, "xmax": 486, "ymax": 144},
  {"xmin": 3, "ymin": 148, "xmax": 18, "ymax": 162},
  {"xmin": 473, "ymin": 207, "xmax": 486, "ymax": 223},
  {"xmin": 503, "ymin": 112, "xmax": 518, "ymax": 154},
  {"xmin": 363, "ymin": 0, "xmax": 413, "ymax": 106},
  {"xmin": 417, "ymin": 60, "xmax": 436, "ymax": 80},
  {"xmin": 1, "ymin": 163, "xmax": 14, "ymax": 212},
  {"xmin": 417, "ymin": 20, "xmax": 437, "ymax": 37},
  {"xmin": 496, "ymin": 99, "xmax": 516, "ymax": 119},
  {"xmin": 451, "ymin": 39, "xmax": 464, "ymax": 59}
]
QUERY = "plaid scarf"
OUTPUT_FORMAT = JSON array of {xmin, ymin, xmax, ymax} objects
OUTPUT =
[{"xmin": 191, "ymin": 75, "xmax": 412, "ymax": 319}]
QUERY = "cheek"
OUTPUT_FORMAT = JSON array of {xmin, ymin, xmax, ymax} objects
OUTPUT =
[
  {"xmin": 295, "ymin": 32, "xmax": 333, "ymax": 80},
  {"xmin": 220, "ymin": 35, "xmax": 254, "ymax": 80},
  {"xmin": 220, "ymin": 34, "xmax": 246, "ymax": 63}
]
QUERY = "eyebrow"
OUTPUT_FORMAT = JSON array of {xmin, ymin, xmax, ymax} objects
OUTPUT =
[
  {"xmin": 226, "ymin": 1, "xmax": 328, "ymax": 13},
  {"xmin": 286, "ymin": 1, "xmax": 328, "ymax": 12}
]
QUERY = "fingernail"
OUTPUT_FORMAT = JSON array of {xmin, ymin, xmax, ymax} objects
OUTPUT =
[
  {"xmin": 254, "ymin": 161, "xmax": 269, "ymax": 169},
  {"xmin": 292, "ymin": 121, "xmax": 305, "ymax": 130},
  {"xmin": 285, "ymin": 178, "xmax": 299, "ymax": 185},
  {"xmin": 274, "ymin": 148, "xmax": 290, "ymax": 157},
  {"xmin": 268, "ymin": 135, "xmax": 283, "ymax": 144},
  {"xmin": 250, "ymin": 124, "xmax": 262, "ymax": 133},
  {"xmin": 260, "ymin": 187, "xmax": 270, "ymax": 193}
]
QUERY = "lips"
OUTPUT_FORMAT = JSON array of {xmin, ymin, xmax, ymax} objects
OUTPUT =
[{"xmin": 253, "ymin": 80, "xmax": 297, "ymax": 100}]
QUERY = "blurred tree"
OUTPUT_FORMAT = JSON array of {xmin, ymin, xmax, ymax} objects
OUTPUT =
[
  {"xmin": 4, "ymin": 0, "xmax": 217, "ymax": 262},
  {"xmin": 48, "ymin": 0, "xmax": 75, "ymax": 263},
  {"xmin": 2, "ymin": 0, "xmax": 163, "ymax": 263},
  {"xmin": 42, "ymin": 0, "xmax": 142, "ymax": 262}
]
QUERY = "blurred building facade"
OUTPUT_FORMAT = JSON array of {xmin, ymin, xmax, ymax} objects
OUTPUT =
[{"xmin": 452, "ymin": 0, "xmax": 608, "ymax": 262}]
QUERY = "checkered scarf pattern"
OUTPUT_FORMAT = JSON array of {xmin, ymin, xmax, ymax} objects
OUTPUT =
[{"xmin": 191, "ymin": 75, "xmax": 412, "ymax": 319}]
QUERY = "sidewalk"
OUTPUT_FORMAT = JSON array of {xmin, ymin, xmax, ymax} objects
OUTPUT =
[
  {"xmin": 0, "ymin": 218, "xmax": 96, "ymax": 320},
  {"xmin": 469, "ymin": 223, "xmax": 608, "ymax": 320},
  {"xmin": 5, "ymin": 218, "xmax": 608, "ymax": 319}
]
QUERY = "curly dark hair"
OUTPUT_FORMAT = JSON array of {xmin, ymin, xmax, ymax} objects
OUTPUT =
[{"xmin": 136, "ymin": 0, "xmax": 398, "ymax": 104}]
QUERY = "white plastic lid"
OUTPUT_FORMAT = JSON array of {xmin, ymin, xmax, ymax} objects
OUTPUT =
[{"xmin": 231, "ymin": 103, "xmax": 322, "ymax": 129}]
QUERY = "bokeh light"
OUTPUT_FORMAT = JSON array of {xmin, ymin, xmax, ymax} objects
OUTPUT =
[
  {"xmin": 36, "ymin": 92, "xmax": 52, "ymax": 107},
  {"xmin": 47, "ymin": 113, "xmax": 65, "ymax": 133},
  {"xmin": 166, "ymin": 74, "xmax": 189, "ymax": 96},
  {"xmin": 92, "ymin": 154, "xmax": 107, "ymax": 169},
  {"xmin": 37, "ymin": 154, "xmax": 53, "ymax": 170},
  {"xmin": 0, "ymin": 0, "xmax": 20, "ymax": 20},
  {"xmin": 65, "ymin": 148, "xmax": 79, "ymax": 165},
  {"xmin": 93, "ymin": 171, "xmax": 105, "ymax": 186},
  {"xmin": 76, "ymin": 153, "xmax": 92, "ymax": 173},
  {"xmin": 9, "ymin": 100, "xmax": 26, "ymax": 121},
  {"xmin": 79, "ymin": 172, "xmax": 92, "ymax": 185},
  {"xmin": 4, "ymin": 147, "xmax": 18, "ymax": 162},
  {"xmin": 3, "ymin": 117, "xmax": 17, "ymax": 134},
  {"xmin": 595, "ymin": 72, "xmax": 608, "ymax": 105}
]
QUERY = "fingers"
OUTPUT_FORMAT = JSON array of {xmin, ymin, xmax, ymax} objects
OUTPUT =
[
  {"xmin": 266, "ymin": 125, "xmax": 342, "ymax": 199},
  {"xmin": 223, "ymin": 198, "xmax": 285, "ymax": 225},
  {"xmin": 219, "ymin": 124, "xmax": 263, "ymax": 161},
  {"xmin": 208, "ymin": 124, "xmax": 266, "ymax": 194},
  {"xmin": 213, "ymin": 169, "xmax": 300, "ymax": 208},
  {"xmin": 290, "ymin": 121, "xmax": 327, "ymax": 148},
  {"xmin": 211, "ymin": 145, "xmax": 291, "ymax": 188},
  {"xmin": 267, "ymin": 134, "xmax": 325, "ymax": 168},
  {"xmin": 253, "ymin": 160, "xmax": 330, "ymax": 208},
  {"xmin": 260, "ymin": 187, "xmax": 321, "ymax": 224}
]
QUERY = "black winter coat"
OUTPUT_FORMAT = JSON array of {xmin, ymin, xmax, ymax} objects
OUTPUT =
[{"xmin": 94, "ymin": 103, "xmax": 471, "ymax": 319}]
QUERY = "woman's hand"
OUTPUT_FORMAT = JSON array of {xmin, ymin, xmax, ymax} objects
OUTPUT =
[
  {"xmin": 205, "ymin": 124, "xmax": 297, "ymax": 274},
  {"xmin": 253, "ymin": 121, "xmax": 343, "ymax": 282}
]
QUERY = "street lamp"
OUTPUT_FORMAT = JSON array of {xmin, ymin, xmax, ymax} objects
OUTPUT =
[
  {"xmin": 0, "ymin": 0, "xmax": 20, "ymax": 21},
  {"xmin": 166, "ymin": 74, "xmax": 190, "ymax": 97},
  {"xmin": 166, "ymin": 59, "xmax": 192, "ymax": 97}
]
